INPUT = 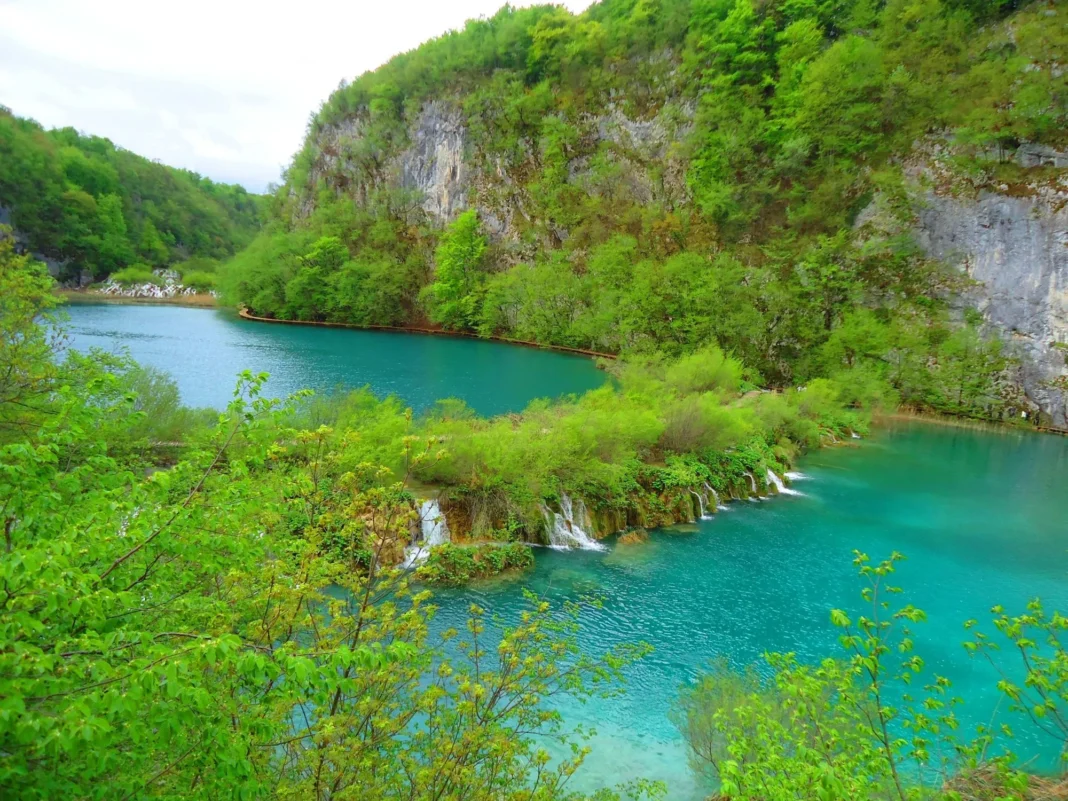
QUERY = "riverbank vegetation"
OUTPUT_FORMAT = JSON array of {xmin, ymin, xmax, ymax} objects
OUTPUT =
[
  {"xmin": 0, "ymin": 107, "xmax": 263, "ymax": 281},
  {"xmin": 270, "ymin": 342, "xmax": 866, "ymax": 560},
  {"xmin": 4, "ymin": 228, "xmax": 1068, "ymax": 797},
  {"xmin": 220, "ymin": 0, "xmax": 1065, "ymax": 425},
  {"xmin": 3, "ymin": 0, "xmax": 1067, "ymax": 794}
]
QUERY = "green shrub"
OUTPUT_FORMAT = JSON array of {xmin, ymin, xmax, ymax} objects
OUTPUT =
[
  {"xmin": 173, "ymin": 256, "xmax": 219, "ymax": 277},
  {"xmin": 109, "ymin": 266, "xmax": 159, "ymax": 286},
  {"xmin": 416, "ymin": 542, "xmax": 533, "ymax": 586},
  {"xmin": 182, "ymin": 270, "xmax": 217, "ymax": 292}
]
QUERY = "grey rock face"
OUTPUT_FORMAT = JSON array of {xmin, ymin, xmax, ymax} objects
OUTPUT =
[
  {"xmin": 1015, "ymin": 144, "xmax": 1068, "ymax": 169},
  {"xmin": 914, "ymin": 182, "xmax": 1068, "ymax": 427},
  {"xmin": 588, "ymin": 104, "xmax": 693, "ymax": 208},
  {"xmin": 303, "ymin": 97, "xmax": 691, "ymax": 241},
  {"xmin": 391, "ymin": 102, "xmax": 468, "ymax": 220}
]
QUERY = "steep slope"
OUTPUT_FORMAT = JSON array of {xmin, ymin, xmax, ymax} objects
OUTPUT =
[
  {"xmin": 224, "ymin": 0, "xmax": 1068, "ymax": 426},
  {"xmin": 911, "ymin": 152, "xmax": 1068, "ymax": 427},
  {"xmin": 0, "ymin": 108, "xmax": 263, "ymax": 280}
]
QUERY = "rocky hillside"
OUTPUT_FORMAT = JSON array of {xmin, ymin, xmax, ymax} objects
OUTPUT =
[
  {"xmin": 910, "ymin": 147, "xmax": 1068, "ymax": 426},
  {"xmin": 224, "ymin": 0, "xmax": 1068, "ymax": 426}
]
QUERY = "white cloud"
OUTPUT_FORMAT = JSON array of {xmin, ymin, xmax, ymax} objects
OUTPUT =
[{"xmin": 0, "ymin": 0, "xmax": 595, "ymax": 192}]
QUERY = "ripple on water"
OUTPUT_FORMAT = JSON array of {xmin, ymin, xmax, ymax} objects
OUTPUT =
[{"xmin": 431, "ymin": 423, "xmax": 1068, "ymax": 799}]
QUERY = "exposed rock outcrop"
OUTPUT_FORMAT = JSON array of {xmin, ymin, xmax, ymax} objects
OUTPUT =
[
  {"xmin": 299, "ymin": 98, "xmax": 691, "ymax": 246},
  {"xmin": 909, "ymin": 151, "xmax": 1068, "ymax": 426},
  {"xmin": 391, "ymin": 102, "xmax": 469, "ymax": 221}
]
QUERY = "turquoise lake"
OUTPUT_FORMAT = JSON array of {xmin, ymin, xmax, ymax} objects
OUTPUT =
[
  {"xmin": 67, "ymin": 303, "xmax": 1068, "ymax": 797},
  {"xmin": 63, "ymin": 303, "xmax": 606, "ymax": 414},
  {"xmin": 431, "ymin": 422, "xmax": 1068, "ymax": 797}
]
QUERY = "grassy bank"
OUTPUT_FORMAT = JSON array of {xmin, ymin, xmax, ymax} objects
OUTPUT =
[
  {"xmin": 57, "ymin": 289, "xmax": 218, "ymax": 308},
  {"xmin": 877, "ymin": 408, "xmax": 1063, "ymax": 436}
]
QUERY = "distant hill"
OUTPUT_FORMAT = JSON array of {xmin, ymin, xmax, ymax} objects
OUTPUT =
[{"xmin": 0, "ymin": 107, "xmax": 263, "ymax": 281}]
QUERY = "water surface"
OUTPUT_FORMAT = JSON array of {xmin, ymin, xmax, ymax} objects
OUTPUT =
[
  {"xmin": 431, "ymin": 422, "xmax": 1068, "ymax": 797},
  {"xmin": 64, "ymin": 303, "xmax": 606, "ymax": 414}
]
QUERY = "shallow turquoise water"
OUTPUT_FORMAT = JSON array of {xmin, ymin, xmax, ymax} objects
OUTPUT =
[
  {"xmin": 430, "ymin": 422, "xmax": 1068, "ymax": 797},
  {"xmin": 63, "ymin": 303, "xmax": 606, "ymax": 414}
]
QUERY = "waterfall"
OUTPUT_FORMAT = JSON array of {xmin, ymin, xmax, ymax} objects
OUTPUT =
[
  {"xmin": 766, "ymin": 468, "xmax": 803, "ymax": 497},
  {"xmin": 421, "ymin": 499, "xmax": 451, "ymax": 546},
  {"xmin": 705, "ymin": 481, "xmax": 727, "ymax": 511},
  {"xmin": 689, "ymin": 489, "xmax": 706, "ymax": 519},
  {"xmin": 542, "ymin": 493, "xmax": 606, "ymax": 551},
  {"xmin": 402, "ymin": 499, "xmax": 451, "ymax": 568},
  {"xmin": 851, "ymin": 431, "xmax": 862, "ymax": 439},
  {"xmin": 785, "ymin": 471, "xmax": 809, "ymax": 481},
  {"xmin": 743, "ymin": 471, "xmax": 760, "ymax": 500}
]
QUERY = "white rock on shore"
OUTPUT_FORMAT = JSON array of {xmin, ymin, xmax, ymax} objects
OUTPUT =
[{"xmin": 98, "ymin": 269, "xmax": 215, "ymax": 299}]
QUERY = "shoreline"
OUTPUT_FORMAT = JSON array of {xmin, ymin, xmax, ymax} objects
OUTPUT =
[
  {"xmin": 877, "ymin": 409, "xmax": 1068, "ymax": 437},
  {"xmin": 236, "ymin": 308, "xmax": 618, "ymax": 360},
  {"xmin": 54, "ymin": 297, "xmax": 1068, "ymax": 436},
  {"xmin": 57, "ymin": 290, "xmax": 218, "ymax": 309}
]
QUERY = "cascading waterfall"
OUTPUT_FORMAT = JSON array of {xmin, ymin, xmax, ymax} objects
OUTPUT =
[
  {"xmin": 785, "ymin": 471, "xmax": 809, "ymax": 481},
  {"xmin": 542, "ymin": 493, "xmax": 606, "ymax": 551},
  {"xmin": 421, "ymin": 499, "xmax": 451, "ymax": 547},
  {"xmin": 743, "ymin": 471, "xmax": 760, "ymax": 501},
  {"xmin": 705, "ymin": 481, "xmax": 727, "ymax": 512},
  {"xmin": 402, "ymin": 499, "xmax": 452, "ymax": 568},
  {"xmin": 766, "ymin": 468, "xmax": 803, "ymax": 497},
  {"xmin": 689, "ymin": 489, "xmax": 707, "ymax": 519}
]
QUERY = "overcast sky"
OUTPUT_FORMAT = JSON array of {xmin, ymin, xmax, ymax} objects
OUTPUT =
[{"xmin": 0, "ymin": 0, "xmax": 594, "ymax": 193}]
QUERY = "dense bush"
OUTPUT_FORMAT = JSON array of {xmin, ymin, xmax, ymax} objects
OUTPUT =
[
  {"xmin": 273, "ymin": 344, "xmax": 864, "ymax": 545},
  {"xmin": 180, "ymin": 270, "xmax": 217, "ymax": 292},
  {"xmin": 172, "ymin": 256, "xmax": 220, "ymax": 276},
  {"xmin": 416, "ymin": 542, "xmax": 535, "ymax": 586},
  {"xmin": 109, "ymin": 265, "xmax": 159, "ymax": 285}
]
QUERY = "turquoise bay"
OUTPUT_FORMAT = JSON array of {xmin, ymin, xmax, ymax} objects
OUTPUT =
[{"xmin": 64, "ymin": 303, "xmax": 606, "ymax": 414}]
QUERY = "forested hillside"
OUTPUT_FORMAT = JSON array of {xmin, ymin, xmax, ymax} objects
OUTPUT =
[
  {"xmin": 0, "ymin": 108, "xmax": 263, "ymax": 280},
  {"xmin": 222, "ymin": 0, "xmax": 1068, "ymax": 425}
]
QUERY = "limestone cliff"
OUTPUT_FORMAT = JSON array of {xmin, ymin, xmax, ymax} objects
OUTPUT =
[
  {"xmin": 909, "ymin": 151, "xmax": 1068, "ymax": 427},
  {"xmin": 297, "ymin": 96, "xmax": 691, "ymax": 251}
]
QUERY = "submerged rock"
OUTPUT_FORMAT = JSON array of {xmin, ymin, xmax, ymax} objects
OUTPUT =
[{"xmin": 617, "ymin": 528, "xmax": 649, "ymax": 545}]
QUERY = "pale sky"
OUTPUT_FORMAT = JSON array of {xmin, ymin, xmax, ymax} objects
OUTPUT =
[{"xmin": 0, "ymin": 0, "xmax": 594, "ymax": 192}]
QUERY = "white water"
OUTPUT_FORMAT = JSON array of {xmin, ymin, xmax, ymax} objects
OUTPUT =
[
  {"xmin": 785, "ymin": 471, "xmax": 810, "ymax": 481},
  {"xmin": 689, "ymin": 489, "xmax": 707, "ymax": 519},
  {"xmin": 743, "ymin": 471, "xmax": 759, "ymax": 497},
  {"xmin": 402, "ymin": 499, "xmax": 452, "ymax": 568},
  {"xmin": 704, "ymin": 482, "xmax": 727, "ymax": 512},
  {"xmin": 766, "ymin": 468, "xmax": 803, "ymax": 497},
  {"xmin": 543, "ymin": 493, "xmax": 606, "ymax": 551}
]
